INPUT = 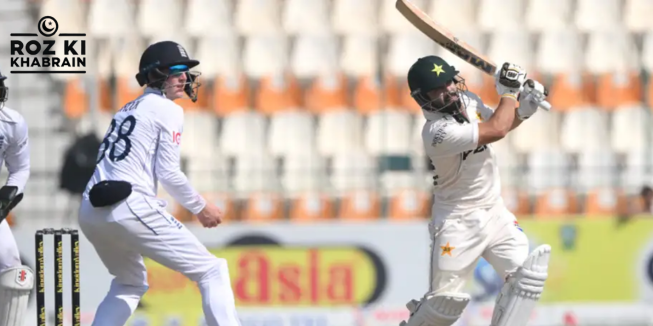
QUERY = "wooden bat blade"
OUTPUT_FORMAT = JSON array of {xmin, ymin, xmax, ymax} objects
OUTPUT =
[
  {"xmin": 395, "ymin": 0, "xmax": 497, "ymax": 76},
  {"xmin": 395, "ymin": 0, "xmax": 552, "ymax": 111}
]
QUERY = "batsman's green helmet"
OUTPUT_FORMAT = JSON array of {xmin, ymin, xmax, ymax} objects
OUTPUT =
[{"xmin": 407, "ymin": 55, "xmax": 459, "ymax": 94}]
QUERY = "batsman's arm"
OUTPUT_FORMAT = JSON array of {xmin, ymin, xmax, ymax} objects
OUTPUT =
[
  {"xmin": 477, "ymin": 62, "xmax": 532, "ymax": 145},
  {"xmin": 477, "ymin": 96, "xmax": 519, "ymax": 146},
  {"xmin": 510, "ymin": 108, "xmax": 524, "ymax": 131}
]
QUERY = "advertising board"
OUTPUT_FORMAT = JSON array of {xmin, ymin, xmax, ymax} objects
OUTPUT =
[{"xmin": 12, "ymin": 218, "xmax": 653, "ymax": 325}]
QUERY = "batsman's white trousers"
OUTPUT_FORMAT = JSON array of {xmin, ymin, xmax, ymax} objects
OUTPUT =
[
  {"xmin": 0, "ymin": 219, "xmax": 21, "ymax": 272},
  {"xmin": 428, "ymin": 202, "xmax": 529, "ymax": 295},
  {"xmin": 78, "ymin": 191, "xmax": 241, "ymax": 326}
]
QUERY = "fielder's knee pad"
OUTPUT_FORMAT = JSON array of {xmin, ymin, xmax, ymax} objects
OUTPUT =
[
  {"xmin": 0, "ymin": 265, "xmax": 34, "ymax": 326},
  {"xmin": 399, "ymin": 292, "xmax": 470, "ymax": 326},
  {"xmin": 490, "ymin": 244, "xmax": 551, "ymax": 326}
]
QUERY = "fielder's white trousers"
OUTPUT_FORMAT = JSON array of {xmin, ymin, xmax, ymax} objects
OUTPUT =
[
  {"xmin": 0, "ymin": 219, "xmax": 21, "ymax": 272},
  {"xmin": 428, "ymin": 203, "xmax": 529, "ymax": 295},
  {"xmin": 78, "ymin": 191, "xmax": 241, "ymax": 326}
]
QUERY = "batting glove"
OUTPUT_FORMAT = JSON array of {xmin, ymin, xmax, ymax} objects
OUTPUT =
[
  {"xmin": 517, "ymin": 79, "xmax": 549, "ymax": 120},
  {"xmin": 495, "ymin": 62, "xmax": 527, "ymax": 100}
]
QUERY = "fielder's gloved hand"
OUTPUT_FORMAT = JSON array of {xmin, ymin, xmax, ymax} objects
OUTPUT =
[
  {"xmin": 0, "ymin": 185, "xmax": 21, "ymax": 223},
  {"xmin": 517, "ymin": 79, "xmax": 549, "ymax": 120},
  {"xmin": 495, "ymin": 62, "xmax": 527, "ymax": 100}
]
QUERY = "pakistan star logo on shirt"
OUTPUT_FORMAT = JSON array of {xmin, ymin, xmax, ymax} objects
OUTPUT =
[{"xmin": 432, "ymin": 64, "xmax": 445, "ymax": 76}]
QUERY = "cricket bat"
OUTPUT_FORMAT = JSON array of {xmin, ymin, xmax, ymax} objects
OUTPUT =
[{"xmin": 395, "ymin": 0, "xmax": 551, "ymax": 110}]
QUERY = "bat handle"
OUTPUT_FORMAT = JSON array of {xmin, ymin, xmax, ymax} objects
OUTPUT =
[{"xmin": 538, "ymin": 100, "xmax": 551, "ymax": 111}]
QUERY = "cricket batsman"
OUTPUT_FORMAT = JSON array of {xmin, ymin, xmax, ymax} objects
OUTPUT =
[
  {"xmin": 77, "ymin": 41, "xmax": 241, "ymax": 326},
  {"xmin": 399, "ymin": 56, "xmax": 551, "ymax": 326},
  {"xmin": 0, "ymin": 69, "xmax": 33, "ymax": 326}
]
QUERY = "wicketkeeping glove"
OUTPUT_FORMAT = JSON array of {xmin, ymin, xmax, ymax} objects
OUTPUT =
[{"xmin": 0, "ymin": 186, "xmax": 21, "ymax": 224}]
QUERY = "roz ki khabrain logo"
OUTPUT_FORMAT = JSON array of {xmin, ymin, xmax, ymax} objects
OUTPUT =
[{"xmin": 10, "ymin": 16, "xmax": 86, "ymax": 74}]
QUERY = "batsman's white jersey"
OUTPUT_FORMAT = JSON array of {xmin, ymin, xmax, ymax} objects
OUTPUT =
[
  {"xmin": 420, "ymin": 91, "xmax": 529, "ymax": 295},
  {"xmin": 422, "ymin": 91, "xmax": 502, "ymax": 220},
  {"xmin": 83, "ymin": 88, "xmax": 205, "ymax": 214},
  {"xmin": 0, "ymin": 107, "xmax": 30, "ymax": 272}
]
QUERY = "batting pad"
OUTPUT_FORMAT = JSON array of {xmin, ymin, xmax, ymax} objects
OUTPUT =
[
  {"xmin": 400, "ymin": 292, "xmax": 471, "ymax": 326},
  {"xmin": 0, "ymin": 266, "xmax": 34, "ymax": 326},
  {"xmin": 490, "ymin": 244, "xmax": 551, "ymax": 326}
]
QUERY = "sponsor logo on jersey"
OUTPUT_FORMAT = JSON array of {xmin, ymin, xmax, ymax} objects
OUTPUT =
[
  {"xmin": 462, "ymin": 144, "xmax": 487, "ymax": 160},
  {"xmin": 430, "ymin": 122, "xmax": 448, "ymax": 147},
  {"xmin": 172, "ymin": 131, "xmax": 181, "ymax": 145}
]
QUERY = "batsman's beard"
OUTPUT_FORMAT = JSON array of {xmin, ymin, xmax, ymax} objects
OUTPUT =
[{"xmin": 432, "ymin": 91, "xmax": 462, "ymax": 113}]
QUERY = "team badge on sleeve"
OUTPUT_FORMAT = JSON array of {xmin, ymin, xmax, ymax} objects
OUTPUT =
[{"xmin": 431, "ymin": 120, "xmax": 450, "ymax": 147}]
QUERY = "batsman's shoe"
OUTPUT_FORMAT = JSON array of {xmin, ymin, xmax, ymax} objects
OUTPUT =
[{"xmin": 399, "ymin": 292, "xmax": 470, "ymax": 326}]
